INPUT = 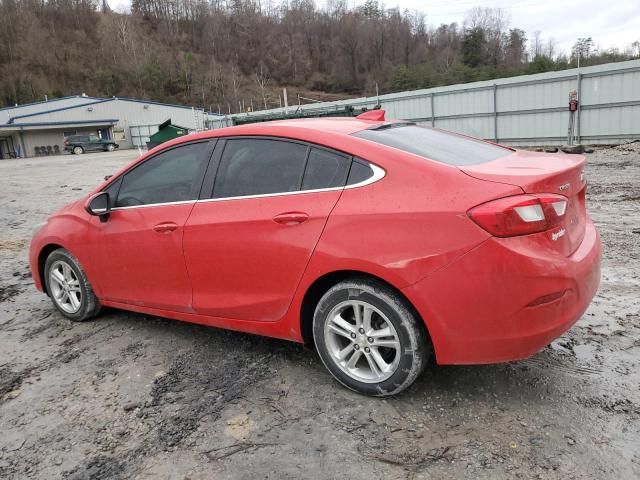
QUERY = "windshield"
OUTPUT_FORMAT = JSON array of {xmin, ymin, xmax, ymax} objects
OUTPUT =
[{"xmin": 353, "ymin": 124, "xmax": 513, "ymax": 166}]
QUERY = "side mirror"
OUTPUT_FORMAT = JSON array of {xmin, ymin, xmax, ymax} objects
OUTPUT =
[{"xmin": 85, "ymin": 192, "xmax": 110, "ymax": 221}]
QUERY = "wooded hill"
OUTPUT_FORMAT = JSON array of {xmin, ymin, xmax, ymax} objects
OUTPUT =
[{"xmin": 1, "ymin": 0, "xmax": 638, "ymax": 112}]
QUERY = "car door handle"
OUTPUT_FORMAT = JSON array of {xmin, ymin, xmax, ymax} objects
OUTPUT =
[
  {"xmin": 272, "ymin": 212, "xmax": 309, "ymax": 225},
  {"xmin": 153, "ymin": 222, "xmax": 178, "ymax": 233}
]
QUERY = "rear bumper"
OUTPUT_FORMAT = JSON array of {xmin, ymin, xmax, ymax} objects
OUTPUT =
[{"xmin": 402, "ymin": 218, "xmax": 601, "ymax": 364}]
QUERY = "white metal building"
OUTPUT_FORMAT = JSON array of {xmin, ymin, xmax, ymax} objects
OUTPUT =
[
  {"xmin": 220, "ymin": 59, "xmax": 640, "ymax": 146},
  {"xmin": 0, "ymin": 95, "xmax": 220, "ymax": 159}
]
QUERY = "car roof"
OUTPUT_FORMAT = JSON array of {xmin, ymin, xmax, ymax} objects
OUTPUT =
[
  {"xmin": 247, "ymin": 117, "xmax": 387, "ymax": 134},
  {"xmin": 216, "ymin": 116, "xmax": 396, "ymax": 137}
]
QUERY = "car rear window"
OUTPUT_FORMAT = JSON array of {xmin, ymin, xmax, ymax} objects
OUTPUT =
[{"xmin": 353, "ymin": 124, "xmax": 512, "ymax": 166}]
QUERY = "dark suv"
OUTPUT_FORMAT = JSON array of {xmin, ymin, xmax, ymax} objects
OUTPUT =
[{"xmin": 64, "ymin": 135, "xmax": 119, "ymax": 154}]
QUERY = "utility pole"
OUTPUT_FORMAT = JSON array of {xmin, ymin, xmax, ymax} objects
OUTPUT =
[
  {"xmin": 283, "ymin": 88, "xmax": 289, "ymax": 115},
  {"xmin": 566, "ymin": 90, "xmax": 579, "ymax": 146}
]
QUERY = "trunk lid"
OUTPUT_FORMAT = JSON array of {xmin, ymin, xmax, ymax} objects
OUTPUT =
[{"xmin": 461, "ymin": 150, "xmax": 587, "ymax": 255}]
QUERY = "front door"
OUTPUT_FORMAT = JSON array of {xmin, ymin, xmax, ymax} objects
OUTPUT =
[
  {"xmin": 87, "ymin": 134, "xmax": 102, "ymax": 151},
  {"xmin": 183, "ymin": 138, "xmax": 351, "ymax": 322},
  {"xmin": 88, "ymin": 141, "xmax": 213, "ymax": 311}
]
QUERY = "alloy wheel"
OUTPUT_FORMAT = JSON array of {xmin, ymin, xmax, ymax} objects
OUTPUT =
[
  {"xmin": 48, "ymin": 260, "xmax": 82, "ymax": 314},
  {"xmin": 324, "ymin": 300, "xmax": 401, "ymax": 383}
]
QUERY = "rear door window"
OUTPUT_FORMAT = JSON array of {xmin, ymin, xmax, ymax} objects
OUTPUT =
[
  {"xmin": 301, "ymin": 148, "xmax": 350, "ymax": 190},
  {"xmin": 213, "ymin": 139, "xmax": 308, "ymax": 198},
  {"xmin": 347, "ymin": 159, "xmax": 375, "ymax": 185},
  {"xmin": 354, "ymin": 124, "xmax": 512, "ymax": 166}
]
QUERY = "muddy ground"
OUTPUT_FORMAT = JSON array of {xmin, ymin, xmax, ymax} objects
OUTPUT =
[{"xmin": 0, "ymin": 145, "xmax": 639, "ymax": 480}]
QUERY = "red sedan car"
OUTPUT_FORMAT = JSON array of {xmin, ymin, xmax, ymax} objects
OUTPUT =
[{"xmin": 29, "ymin": 111, "xmax": 601, "ymax": 396}]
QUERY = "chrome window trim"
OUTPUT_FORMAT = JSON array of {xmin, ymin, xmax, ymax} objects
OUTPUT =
[
  {"xmin": 111, "ymin": 200, "xmax": 196, "ymax": 211},
  {"xmin": 108, "ymin": 163, "xmax": 385, "ymax": 211},
  {"xmin": 198, "ymin": 163, "xmax": 385, "ymax": 204}
]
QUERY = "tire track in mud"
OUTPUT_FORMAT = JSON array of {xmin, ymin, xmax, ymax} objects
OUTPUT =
[{"xmin": 62, "ymin": 332, "xmax": 281, "ymax": 479}]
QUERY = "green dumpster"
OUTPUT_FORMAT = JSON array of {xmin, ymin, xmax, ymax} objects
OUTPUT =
[{"xmin": 146, "ymin": 119, "xmax": 189, "ymax": 149}]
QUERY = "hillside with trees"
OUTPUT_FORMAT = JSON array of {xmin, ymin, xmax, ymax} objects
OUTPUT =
[{"xmin": 1, "ymin": 0, "xmax": 638, "ymax": 112}]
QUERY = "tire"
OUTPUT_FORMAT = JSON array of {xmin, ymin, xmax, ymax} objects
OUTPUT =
[
  {"xmin": 44, "ymin": 249, "xmax": 101, "ymax": 322},
  {"xmin": 106, "ymin": 144, "xmax": 115, "ymax": 152},
  {"xmin": 313, "ymin": 278, "xmax": 430, "ymax": 397},
  {"xmin": 73, "ymin": 146, "xmax": 84, "ymax": 155}
]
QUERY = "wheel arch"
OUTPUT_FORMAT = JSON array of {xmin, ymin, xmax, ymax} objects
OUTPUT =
[
  {"xmin": 299, "ymin": 269, "xmax": 431, "ymax": 348},
  {"xmin": 38, "ymin": 243, "xmax": 64, "ymax": 295}
]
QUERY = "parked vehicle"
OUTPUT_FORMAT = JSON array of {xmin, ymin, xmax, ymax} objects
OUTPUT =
[
  {"xmin": 64, "ymin": 134, "xmax": 119, "ymax": 154},
  {"xmin": 30, "ymin": 110, "xmax": 601, "ymax": 396}
]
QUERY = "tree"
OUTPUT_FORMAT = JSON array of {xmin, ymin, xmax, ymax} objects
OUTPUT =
[
  {"xmin": 255, "ymin": 62, "xmax": 270, "ymax": 110},
  {"xmin": 505, "ymin": 28, "xmax": 527, "ymax": 67},
  {"xmin": 572, "ymin": 37, "xmax": 594, "ymax": 66},
  {"xmin": 462, "ymin": 27, "xmax": 487, "ymax": 68}
]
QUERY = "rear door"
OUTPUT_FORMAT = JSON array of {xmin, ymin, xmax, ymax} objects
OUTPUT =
[
  {"xmin": 75, "ymin": 136, "xmax": 89, "ymax": 150},
  {"xmin": 183, "ymin": 138, "xmax": 350, "ymax": 322},
  {"xmin": 78, "ymin": 136, "xmax": 91, "ymax": 151}
]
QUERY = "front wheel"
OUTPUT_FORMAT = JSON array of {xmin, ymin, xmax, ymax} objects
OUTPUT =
[
  {"xmin": 44, "ymin": 249, "xmax": 101, "ymax": 321},
  {"xmin": 313, "ymin": 278, "xmax": 430, "ymax": 396},
  {"xmin": 106, "ymin": 144, "xmax": 116, "ymax": 152}
]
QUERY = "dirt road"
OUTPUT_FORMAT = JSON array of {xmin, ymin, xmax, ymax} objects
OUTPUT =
[{"xmin": 1, "ymin": 147, "xmax": 639, "ymax": 479}]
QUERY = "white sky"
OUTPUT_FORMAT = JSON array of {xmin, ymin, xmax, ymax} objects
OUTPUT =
[
  {"xmin": 107, "ymin": 0, "xmax": 640, "ymax": 56},
  {"xmin": 388, "ymin": 0, "xmax": 640, "ymax": 55}
]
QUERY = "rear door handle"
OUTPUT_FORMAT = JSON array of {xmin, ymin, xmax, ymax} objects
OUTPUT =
[
  {"xmin": 153, "ymin": 222, "xmax": 178, "ymax": 233},
  {"xmin": 272, "ymin": 212, "xmax": 309, "ymax": 225}
]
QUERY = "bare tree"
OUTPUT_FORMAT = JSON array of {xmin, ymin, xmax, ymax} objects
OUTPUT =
[{"xmin": 255, "ymin": 62, "xmax": 270, "ymax": 110}]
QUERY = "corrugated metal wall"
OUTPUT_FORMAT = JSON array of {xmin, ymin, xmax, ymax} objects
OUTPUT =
[
  {"xmin": 223, "ymin": 59, "xmax": 640, "ymax": 146},
  {"xmin": 1, "ymin": 96, "xmax": 98, "ymax": 125}
]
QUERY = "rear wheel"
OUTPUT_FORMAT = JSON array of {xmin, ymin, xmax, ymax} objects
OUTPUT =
[
  {"xmin": 44, "ymin": 249, "xmax": 101, "ymax": 321},
  {"xmin": 313, "ymin": 278, "xmax": 429, "ymax": 396},
  {"xmin": 73, "ymin": 146, "xmax": 84, "ymax": 155}
]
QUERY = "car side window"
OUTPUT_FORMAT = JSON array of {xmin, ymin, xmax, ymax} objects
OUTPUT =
[
  {"xmin": 89, "ymin": 135, "xmax": 99, "ymax": 142},
  {"xmin": 347, "ymin": 158, "xmax": 375, "ymax": 185},
  {"xmin": 115, "ymin": 142, "xmax": 209, "ymax": 208},
  {"xmin": 301, "ymin": 148, "xmax": 350, "ymax": 190},
  {"xmin": 105, "ymin": 176, "xmax": 122, "ymax": 208},
  {"xmin": 213, "ymin": 139, "xmax": 308, "ymax": 198}
]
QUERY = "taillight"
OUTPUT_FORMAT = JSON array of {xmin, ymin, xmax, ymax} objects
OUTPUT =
[{"xmin": 468, "ymin": 194, "xmax": 567, "ymax": 237}]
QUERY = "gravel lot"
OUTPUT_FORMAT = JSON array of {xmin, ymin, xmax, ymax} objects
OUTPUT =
[{"xmin": 1, "ymin": 145, "xmax": 639, "ymax": 479}]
